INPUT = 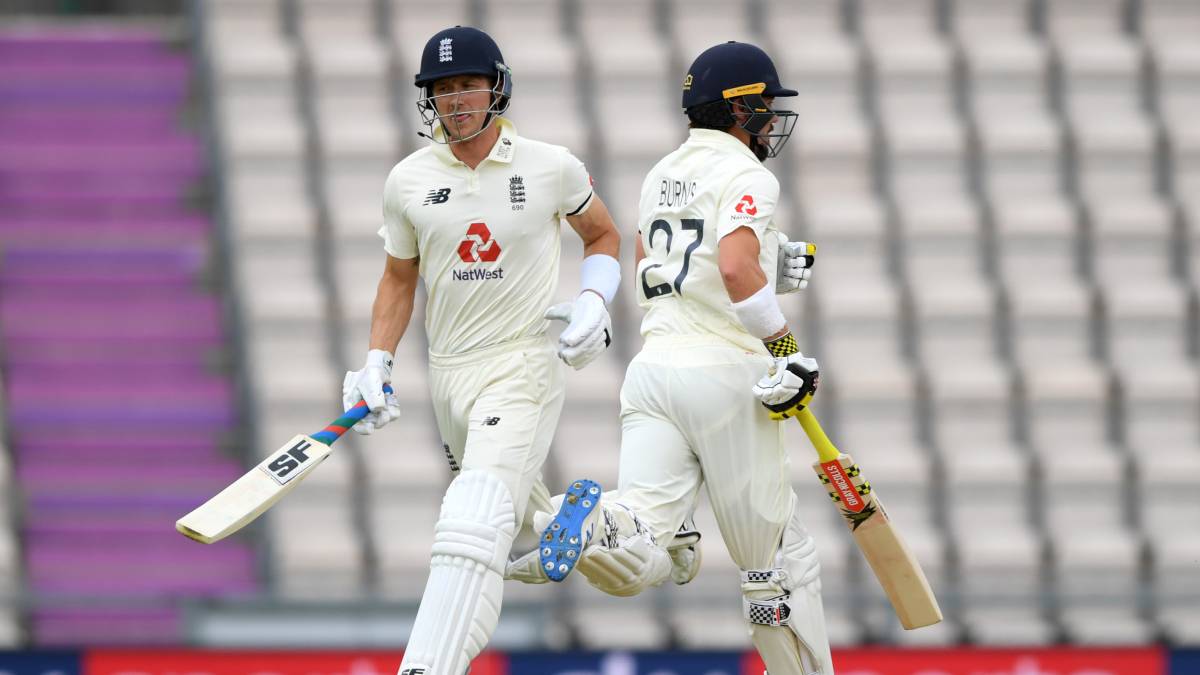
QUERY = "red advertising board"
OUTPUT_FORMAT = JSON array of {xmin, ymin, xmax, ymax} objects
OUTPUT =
[
  {"xmin": 743, "ymin": 647, "xmax": 1166, "ymax": 675},
  {"xmin": 83, "ymin": 650, "xmax": 508, "ymax": 675}
]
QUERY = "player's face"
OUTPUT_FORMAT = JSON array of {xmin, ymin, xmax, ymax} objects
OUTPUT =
[
  {"xmin": 430, "ymin": 74, "xmax": 494, "ymax": 141},
  {"xmin": 732, "ymin": 95, "xmax": 778, "ymax": 131},
  {"xmin": 762, "ymin": 96, "xmax": 777, "ymax": 132}
]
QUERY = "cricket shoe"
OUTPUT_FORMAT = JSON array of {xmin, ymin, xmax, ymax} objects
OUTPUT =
[{"xmin": 539, "ymin": 478, "xmax": 602, "ymax": 582}]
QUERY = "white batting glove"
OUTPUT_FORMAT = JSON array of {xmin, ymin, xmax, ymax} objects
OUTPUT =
[
  {"xmin": 342, "ymin": 349, "xmax": 401, "ymax": 435},
  {"xmin": 544, "ymin": 291, "xmax": 612, "ymax": 370},
  {"xmin": 753, "ymin": 352, "xmax": 820, "ymax": 420},
  {"xmin": 776, "ymin": 240, "xmax": 816, "ymax": 294}
]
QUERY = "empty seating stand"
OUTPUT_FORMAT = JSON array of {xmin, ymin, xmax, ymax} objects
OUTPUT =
[
  {"xmin": 54, "ymin": 0, "xmax": 1191, "ymax": 651},
  {"xmin": 0, "ymin": 26, "xmax": 252, "ymax": 644}
]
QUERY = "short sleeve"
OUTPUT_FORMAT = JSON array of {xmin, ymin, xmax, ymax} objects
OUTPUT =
[
  {"xmin": 378, "ymin": 165, "xmax": 419, "ymax": 259},
  {"xmin": 557, "ymin": 149, "xmax": 595, "ymax": 218},
  {"xmin": 715, "ymin": 169, "xmax": 780, "ymax": 241}
]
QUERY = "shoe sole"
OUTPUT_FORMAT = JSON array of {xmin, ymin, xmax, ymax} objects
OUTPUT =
[{"xmin": 539, "ymin": 478, "xmax": 602, "ymax": 582}]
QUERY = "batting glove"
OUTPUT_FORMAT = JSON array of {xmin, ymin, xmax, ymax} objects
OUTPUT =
[
  {"xmin": 544, "ymin": 291, "xmax": 613, "ymax": 370},
  {"xmin": 342, "ymin": 349, "xmax": 401, "ymax": 435},
  {"xmin": 776, "ymin": 240, "xmax": 816, "ymax": 294},
  {"xmin": 753, "ymin": 352, "xmax": 820, "ymax": 420}
]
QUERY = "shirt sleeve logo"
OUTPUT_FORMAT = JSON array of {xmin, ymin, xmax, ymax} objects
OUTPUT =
[
  {"xmin": 734, "ymin": 194, "xmax": 758, "ymax": 216},
  {"xmin": 456, "ymin": 222, "xmax": 502, "ymax": 262}
]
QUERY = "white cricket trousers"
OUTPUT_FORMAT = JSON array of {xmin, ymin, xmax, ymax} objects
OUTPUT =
[
  {"xmin": 426, "ymin": 335, "xmax": 563, "ymax": 535},
  {"xmin": 616, "ymin": 335, "xmax": 795, "ymax": 572}
]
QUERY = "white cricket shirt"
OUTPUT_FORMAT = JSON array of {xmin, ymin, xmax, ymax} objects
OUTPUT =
[
  {"xmin": 379, "ymin": 118, "xmax": 594, "ymax": 356},
  {"xmin": 635, "ymin": 128, "xmax": 784, "ymax": 354}
]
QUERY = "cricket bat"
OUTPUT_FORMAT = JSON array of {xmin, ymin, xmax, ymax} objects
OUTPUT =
[
  {"xmin": 175, "ymin": 385, "xmax": 392, "ymax": 544},
  {"xmin": 795, "ymin": 408, "xmax": 943, "ymax": 629}
]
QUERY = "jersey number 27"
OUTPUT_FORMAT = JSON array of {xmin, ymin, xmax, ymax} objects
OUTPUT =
[{"xmin": 641, "ymin": 218, "xmax": 704, "ymax": 299}]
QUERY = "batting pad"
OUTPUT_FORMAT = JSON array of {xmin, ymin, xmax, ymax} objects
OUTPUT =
[
  {"xmin": 743, "ymin": 506, "xmax": 833, "ymax": 675},
  {"xmin": 399, "ymin": 470, "xmax": 515, "ymax": 675}
]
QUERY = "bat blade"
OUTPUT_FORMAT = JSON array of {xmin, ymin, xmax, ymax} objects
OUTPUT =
[
  {"xmin": 175, "ymin": 434, "xmax": 332, "ymax": 544},
  {"xmin": 798, "ymin": 409, "xmax": 943, "ymax": 630},
  {"xmin": 814, "ymin": 453, "xmax": 943, "ymax": 629}
]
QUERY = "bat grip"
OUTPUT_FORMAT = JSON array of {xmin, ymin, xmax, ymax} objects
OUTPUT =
[
  {"xmin": 795, "ymin": 408, "xmax": 842, "ymax": 464},
  {"xmin": 310, "ymin": 384, "xmax": 395, "ymax": 445}
]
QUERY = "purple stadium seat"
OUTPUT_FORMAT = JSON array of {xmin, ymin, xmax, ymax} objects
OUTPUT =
[{"xmin": 0, "ymin": 26, "xmax": 256, "ymax": 644}]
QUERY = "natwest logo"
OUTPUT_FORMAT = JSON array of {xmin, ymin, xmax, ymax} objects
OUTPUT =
[
  {"xmin": 734, "ymin": 194, "xmax": 757, "ymax": 215},
  {"xmin": 457, "ymin": 222, "xmax": 502, "ymax": 263}
]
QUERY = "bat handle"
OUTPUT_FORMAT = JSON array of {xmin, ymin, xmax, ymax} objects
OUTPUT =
[
  {"xmin": 310, "ymin": 384, "xmax": 395, "ymax": 446},
  {"xmin": 794, "ymin": 408, "xmax": 842, "ymax": 464}
]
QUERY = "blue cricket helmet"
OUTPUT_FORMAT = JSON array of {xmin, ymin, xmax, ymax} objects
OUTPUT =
[
  {"xmin": 413, "ymin": 26, "xmax": 512, "ymax": 143},
  {"xmin": 681, "ymin": 41, "xmax": 797, "ymax": 109},
  {"xmin": 415, "ymin": 26, "xmax": 512, "ymax": 99},
  {"xmin": 680, "ymin": 41, "xmax": 799, "ymax": 161}
]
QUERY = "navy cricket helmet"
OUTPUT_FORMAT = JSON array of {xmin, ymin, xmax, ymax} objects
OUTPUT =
[
  {"xmin": 414, "ymin": 26, "xmax": 512, "ymax": 143},
  {"xmin": 681, "ymin": 41, "xmax": 798, "ymax": 161}
]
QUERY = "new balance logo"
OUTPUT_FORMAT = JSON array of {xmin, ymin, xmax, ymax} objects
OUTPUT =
[
  {"xmin": 456, "ymin": 222, "xmax": 502, "ymax": 262},
  {"xmin": 423, "ymin": 188, "xmax": 451, "ymax": 205},
  {"xmin": 483, "ymin": 416, "xmax": 501, "ymax": 426},
  {"xmin": 438, "ymin": 38, "xmax": 452, "ymax": 62}
]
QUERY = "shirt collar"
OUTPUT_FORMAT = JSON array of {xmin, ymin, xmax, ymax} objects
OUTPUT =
[
  {"xmin": 687, "ymin": 128, "xmax": 760, "ymax": 163},
  {"xmin": 430, "ymin": 117, "xmax": 518, "ymax": 167}
]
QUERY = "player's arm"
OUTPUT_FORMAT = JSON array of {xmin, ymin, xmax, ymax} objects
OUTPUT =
[
  {"xmin": 720, "ymin": 228, "xmax": 818, "ymax": 419},
  {"xmin": 566, "ymin": 194, "xmax": 620, "ymax": 265},
  {"xmin": 714, "ymin": 167, "xmax": 819, "ymax": 418},
  {"xmin": 546, "ymin": 195, "xmax": 622, "ymax": 370},
  {"xmin": 343, "ymin": 166, "xmax": 418, "ymax": 433},
  {"xmin": 342, "ymin": 254, "xmax": 417, "ymax": 434},
  {"xmin": 369, "ymin": 254, "xmax": 419, "ymax": 353}
]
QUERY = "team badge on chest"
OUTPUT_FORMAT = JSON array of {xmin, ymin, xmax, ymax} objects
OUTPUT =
[{"xmin": 509, "ymin": 175, "xmax": 526, "ymax": 211}]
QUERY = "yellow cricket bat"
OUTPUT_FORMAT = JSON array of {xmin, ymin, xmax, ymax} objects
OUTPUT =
[{"xmin": 796, "ymin": 408, "xmax": 943, "ymax": 630}]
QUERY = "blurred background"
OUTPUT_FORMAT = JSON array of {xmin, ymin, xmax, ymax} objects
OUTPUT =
[{"xmin": 0, "ymin": 0, "xmax": 1197, "ymax": 673}]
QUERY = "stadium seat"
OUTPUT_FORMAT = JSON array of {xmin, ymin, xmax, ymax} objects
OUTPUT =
[
  {"xmin": 955, "ymin": 525, "xmax": 1053, "ymax": 645},
  {"xmin": 269, "ymin": 489, "xmax": 367, "ymax": 599},
  {"xmin": 391, "ymin": 0, "xmax": 473, "ymax": 62},
  {"xmin": 372, "ymin": 492, "xmax": 442, "ymax": 602},
  {"xmin": 1055, "ymin": 535, "xmax": 1152, "ymax": 645},
  {"xmin": 296, "ymin": 0, "xmax": 379, "ymax": 41},
  {"xmin": 912, "ymin": 275, "xmax": 1000, "ymax": 366},
  {"xmin": 550, "ymin": 404, "xmax": 622, "ymax": 490},
  {"xmin": 307, "ymin": 40, "xmax": 400, "ymax": 164},
  {"xmin": 667, "ymin": 0, "xmax": 758, "ymax": 60},
  {"xmin": 927, "ymin": 356, "xmax": 1016, "ymax": 449}
]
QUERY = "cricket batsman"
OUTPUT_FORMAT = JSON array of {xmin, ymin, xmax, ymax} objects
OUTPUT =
[
  {"xmin": 340, "ymin": 26, "xmax": 622, "ymax": 675},
  {"xmin": 539, "ymin": 42, "xmax": 835, "ymax": 674}
]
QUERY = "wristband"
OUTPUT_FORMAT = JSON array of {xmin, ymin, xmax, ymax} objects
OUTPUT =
[
  {"xmin": 581, "ymin": 254, "xmax": 621, "ymax": 305},
  {"xmin": 731, "ymin": 283, "xmax": 787, "ymax": 340}
]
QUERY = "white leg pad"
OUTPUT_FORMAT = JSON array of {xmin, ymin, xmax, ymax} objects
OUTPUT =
[
  {"xmin": 503, "ymin": 547, "xmax": 550, "ymax": 584},
  {"xmin": 398, "ymin": 470, "xmax": 515, "ymax": 675},
  {"xmin": 578, "ymin": 532, "xmax": 671, "ymax": 596},
  {"xmin": 576, "ymin": 501, "xmax": 671, "ymax": 597},
  {"xmin": 742, "ymin": 507, "xmax": 834, "ymax": 675}
]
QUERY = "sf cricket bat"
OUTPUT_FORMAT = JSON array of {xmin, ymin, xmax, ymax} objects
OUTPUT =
[
  {"xmin": 175, "ymin": 385, "xmax": 392, "ymax": 544},
  {"xmin": 795, "ymin": 408, "xmax": 943, "ymax": 630}
]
